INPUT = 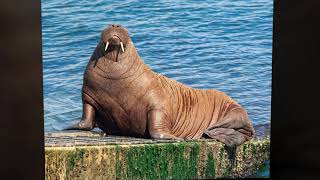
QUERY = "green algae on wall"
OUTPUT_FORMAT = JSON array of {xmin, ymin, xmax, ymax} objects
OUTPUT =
[
  {"xmin": 45, "ymin": 139, "xmax": 270, "ymax": 179},
  {"xmin": 115, "ymin": 142, "xmax": 201, "ymax": 179},
  {"xmin": 66, "ymin": 148, "xmax": 86, "ymax": 176},
  {"xmin": 204, "ymin": 152, "xmax": 215, "ymax": 179}
]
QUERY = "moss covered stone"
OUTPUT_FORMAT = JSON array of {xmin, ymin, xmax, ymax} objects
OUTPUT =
[{"xmin": 45, "ymin": 135, "xmax": 269, "ymax": 179}]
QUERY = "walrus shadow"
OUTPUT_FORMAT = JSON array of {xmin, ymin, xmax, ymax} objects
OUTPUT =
[
  {"xmin": 225, "ymin": 145, "xmax": 237, "ymax": 167},
  {"xmin": 202, "ymin": 133, "xmax": 237, "ymax": 168}
]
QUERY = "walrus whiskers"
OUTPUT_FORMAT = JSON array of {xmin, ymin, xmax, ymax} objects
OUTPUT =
[
  {"xmin": 105, "ymin": 41, "xmax": 109, "ymax": 51},
  {"xmin": 120, "ymin": 42, "xmax": 125, "ymax": 52}
]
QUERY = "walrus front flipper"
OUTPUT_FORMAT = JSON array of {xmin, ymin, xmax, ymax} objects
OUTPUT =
[
  {"xmin": 64, "ymin": 120, "xmax": 94, "ymax": 130},
  {"xmin": 147, "ymin": 109, "xmax": 183, "ymax": 140},
  {"xmin": 64, "ymin": 103, "xmax": 96, "ymax": 131}
]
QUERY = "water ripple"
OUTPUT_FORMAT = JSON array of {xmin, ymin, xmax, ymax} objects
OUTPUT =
[{"xmin": 42, "ymin": 0, "xmax": 273, "ymax": 131}]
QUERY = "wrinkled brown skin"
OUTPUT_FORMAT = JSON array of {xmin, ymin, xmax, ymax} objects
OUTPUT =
[{"xmin": 65, "ymin": 24, "xmax": 255, "ymax": 147}]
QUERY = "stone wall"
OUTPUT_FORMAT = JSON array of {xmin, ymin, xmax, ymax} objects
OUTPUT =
[{"xmin": 45, "ymin": 132, "xmax": 269, "ymax": 179}]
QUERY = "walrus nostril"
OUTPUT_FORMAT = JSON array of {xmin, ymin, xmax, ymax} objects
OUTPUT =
[{"xmin": 110, "ymin": 24, "xmax": 121, "ymax": 28}]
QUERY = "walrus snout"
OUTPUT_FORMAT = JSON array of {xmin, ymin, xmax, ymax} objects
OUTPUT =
[
  {"xmin": 102, "ymin": 24, "xmax": 129, "ymax": 53},
  {"xmin": 109, "ymin": 35, "xmax": 121, "ymax": 45}
]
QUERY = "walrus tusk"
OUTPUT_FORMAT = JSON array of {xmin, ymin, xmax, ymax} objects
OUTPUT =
[
  {"xmin": 105, "ymin": 41, "xmax": 109, "ymax": 51},
  {"xmin": 120, "ymin": 42, "xmax": 125, "ymax": 52}
]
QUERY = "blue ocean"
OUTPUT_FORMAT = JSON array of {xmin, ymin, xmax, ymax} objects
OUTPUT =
[{"xmin": 42, "ymin": 0, "xmax": 272, "ymax": 177}]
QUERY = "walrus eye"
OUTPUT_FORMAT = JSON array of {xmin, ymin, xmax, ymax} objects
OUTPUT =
[
  {"xmin": 120, "ymin": 42, "xmax": 124, "ymax": 52},
  {"xmin": 105, "ymin": 41, "xmax": 109, "ymax": 51}
]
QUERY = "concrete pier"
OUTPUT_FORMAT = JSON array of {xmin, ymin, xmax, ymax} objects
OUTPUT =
[{"xmin": 45, "ymin": 131, "xmax": 270, "ymax": 179}]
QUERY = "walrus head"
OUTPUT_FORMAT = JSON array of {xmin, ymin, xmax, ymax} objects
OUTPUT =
[{"xmin": 101, "ymin": 24, "xmax": 131, "ymax": 62}]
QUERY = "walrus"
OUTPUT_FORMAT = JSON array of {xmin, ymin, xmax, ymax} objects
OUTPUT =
[{"xmin": 65, "ymin": 24, "xmax": 255, "ymax": 147}]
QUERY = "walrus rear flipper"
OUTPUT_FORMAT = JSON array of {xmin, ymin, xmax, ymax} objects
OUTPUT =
[
  {"xmin": 203, "ymin": 127, "xmax": 252, "ymax": 147},
  {"xmin": 203, "ymin": 107, "xmax": 255, "ymax": 147}
]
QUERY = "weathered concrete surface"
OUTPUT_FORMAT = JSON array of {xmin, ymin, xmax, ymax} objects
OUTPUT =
[{"xmin": 45, "ymin": 131, "xmax": 269, "ymax": 179}]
